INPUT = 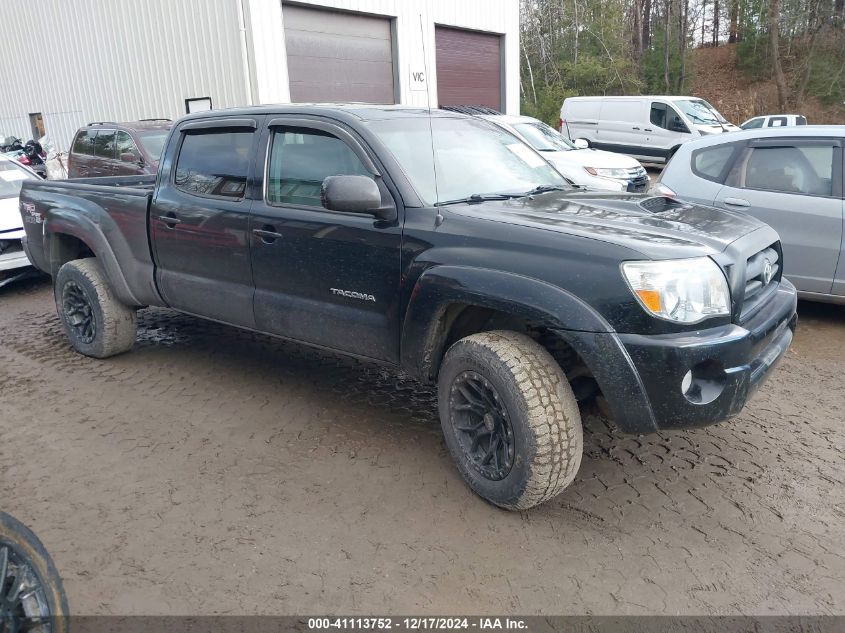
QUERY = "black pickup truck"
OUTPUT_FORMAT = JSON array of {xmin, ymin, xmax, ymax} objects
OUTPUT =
[{"xmin": 20, "ymin": 105, "xmax": 797, "ymax": 510}]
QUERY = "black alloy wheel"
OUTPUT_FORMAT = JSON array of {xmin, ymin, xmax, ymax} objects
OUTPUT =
[
  {"xmin": 449, "ymin": 370, "xmax": 515, "ymax": 481},
  {"xmin": 61, "ymin": 281, "xmax": 96, "ymax": 344}
]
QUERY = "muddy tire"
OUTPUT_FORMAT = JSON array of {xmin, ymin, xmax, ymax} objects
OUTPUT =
[
  {"xmin": 438, "ymin": 331, "xmax": 583, "ymax": 510},
  {"xmin": 0, "ymin": 512, "xmax": 69, "ymax": 633},
  {"xmin": 54, "ymin": 258, "xmax": 136, "ymax": 358}
]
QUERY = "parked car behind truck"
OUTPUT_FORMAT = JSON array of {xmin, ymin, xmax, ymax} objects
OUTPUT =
[
  {"xmin": 479, "ymin": 113, "xmax": 650, "ymax": 192},
  {"xmin": 68, "ymin": 119, "xmax": 171, "ymax": 178},
  {"xmin": 561, "ymin": 96, "xmax": 740, "ymax": 164},
  {"xmin": 20, "ymin": 105, "xmax": 797, "ymax": 510},
  {"xmin": 654, "ymin": 126, "xmax": 845, "ymax": 303},
  {"xmin": 0, "ymin": 154, "xmax": 40, "ymax": 287}
]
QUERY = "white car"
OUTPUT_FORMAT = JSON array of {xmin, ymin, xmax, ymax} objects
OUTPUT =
[
  {"xmin": 0, "ymin": 155, "xmax": 39, "ymax": 287},
  {"xmin": 480, "ymin": 114, "xmax": 649, "ymax": 192},
  {"xmin": 740, "ymin": 114, "xmax": 807, "ymax": 129}
]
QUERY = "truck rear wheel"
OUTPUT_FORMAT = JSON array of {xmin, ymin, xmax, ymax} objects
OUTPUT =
[
  {"xmin": 438, "ymin": 331, "xmax": 583, "ymax": 510},
  {"xmin": 54, "ymin": 258, "xmax": 136, "ymax": 358}
]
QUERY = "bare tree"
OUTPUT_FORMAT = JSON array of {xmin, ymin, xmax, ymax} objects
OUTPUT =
[
  {"xmin": 769, "ymin": 0, "xmax": 789, "ymax": 109},
  {"xmin": 728, "ymin": 0, "xmax": 739, "ymax": 43}
]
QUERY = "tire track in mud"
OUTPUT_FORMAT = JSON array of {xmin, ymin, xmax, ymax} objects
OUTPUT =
[{"xmin": 1, "ymin": 284, "xmax": 843, "ymax": 615}]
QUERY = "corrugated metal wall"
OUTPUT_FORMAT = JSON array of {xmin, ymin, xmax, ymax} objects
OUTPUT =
[
  {"xmin": 0, "ymin": 0, "xmax": 519, "ymax": 152},
  {"xmin": 0, "ymin": 0, "xmax": 250, "ymax": 151}
]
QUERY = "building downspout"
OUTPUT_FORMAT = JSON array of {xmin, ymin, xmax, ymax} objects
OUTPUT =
[{"xmin": 236, "ymin": 0, "xmax": 258, "ymax": 105}]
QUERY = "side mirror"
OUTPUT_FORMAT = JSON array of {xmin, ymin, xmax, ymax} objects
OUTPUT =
[
  {"xmin": 321, "ymin": 175, "xmax": 393, "ymax": 220},
  {"xmin": 120, "ymin": 152, "xmax": 137, "ymax": 163},
  {"xmin": 573, "ymin": 139, "xmax": 589, "ymax": 149},
  {"xmin": 670, "ymin": 117, "xmax": 689, "ymax": 133}
]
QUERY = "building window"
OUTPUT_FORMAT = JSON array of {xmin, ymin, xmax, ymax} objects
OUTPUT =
[{"xmin": 185, "ymin": 97, "xmax": 213, "ymax": 114}]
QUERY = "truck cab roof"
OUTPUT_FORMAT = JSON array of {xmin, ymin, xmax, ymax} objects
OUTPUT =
[{"xmin": 178, "ymin": 103, "xmax": 470, "ymax": 124}]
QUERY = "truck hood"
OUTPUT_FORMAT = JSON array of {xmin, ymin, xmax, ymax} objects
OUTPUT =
[
  {"xmin": 454, "ymin": 191, "xmax": 768, "ymax": 259},
  {"xmin": 0, "ymin": 196, "xmax": 24, "ymax": 237}
]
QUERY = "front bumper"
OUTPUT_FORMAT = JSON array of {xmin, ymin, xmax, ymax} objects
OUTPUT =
[{"xmin": 560, "ymin": 279, "xmax": 798, "ymax": 433}]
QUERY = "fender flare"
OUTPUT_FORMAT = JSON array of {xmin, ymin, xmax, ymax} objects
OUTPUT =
[
  {"xmin": 400, "ymin": 265, "xmax": 614, "ymax": 382},
  {"xmin": 45, "ymin": 212, "xmax": 142, "ymax": 307}
]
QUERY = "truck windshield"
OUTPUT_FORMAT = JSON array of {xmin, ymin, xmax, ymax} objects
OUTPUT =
[
  {"xmin": 0, "ymin": 158, "xmax": 36, "ymax": 199},
  {"xmin": 512, "ymin": 121, "xmax": 576, "ymax": 152},
  {"xmin": 368, "ymin": 116, "xmax": 569, "ymax": 205},
  {"xmin": 675, "ymin": 99, "xmax": 727, "ymax": 125}
]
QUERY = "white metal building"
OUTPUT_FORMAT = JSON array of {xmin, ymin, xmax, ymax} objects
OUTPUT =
[{"xmin": 0, "ymin": 0, "xmax": 520, "ymax": 151}]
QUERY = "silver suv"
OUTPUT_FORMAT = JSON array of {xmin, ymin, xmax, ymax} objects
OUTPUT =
[{"xmin": 653, "ymin": 126, "xmax": 844, "ymax": 303}]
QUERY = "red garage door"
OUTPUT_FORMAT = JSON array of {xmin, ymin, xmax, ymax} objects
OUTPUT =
[{"xmin": 435, "ymin": 26, "xmax": 502, "ymax": 110}]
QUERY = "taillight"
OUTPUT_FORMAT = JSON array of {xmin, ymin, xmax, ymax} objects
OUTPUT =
[{"xmin": 559, "ymin": 118, "xmax": 565, "ymax": 132}]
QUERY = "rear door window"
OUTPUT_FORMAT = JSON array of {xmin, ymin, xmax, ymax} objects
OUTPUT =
[
  {"xmin": 767, "ymin": 117, "xmax": 788, "ymax": 127},
  {"xmin": 72, "ymin": 130, "xmax": 94, "ymax": 155},
  {"xmin": 93, "ymin": 130, "xmax": 116, "ymax": 159},
  {"xmin": 729, "ymin": 143, "xmax": 836, "ymax": 197},
  {"xmin": 174, "ymin": 130, "xmax": 254, "ymax": 199}
]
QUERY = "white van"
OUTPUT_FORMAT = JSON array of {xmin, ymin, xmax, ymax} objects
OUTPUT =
[{"xmin": 560, "ymin": 96, "xmax": 739, "ymax": 164}]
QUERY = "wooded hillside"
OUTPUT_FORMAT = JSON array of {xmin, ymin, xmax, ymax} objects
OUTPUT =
[{"xmin": 520, "ymin": 0, "xmax": 845, "ymax": 125}]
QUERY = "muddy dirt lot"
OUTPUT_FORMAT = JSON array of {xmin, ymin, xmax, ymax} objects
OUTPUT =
[{"xmin": 1, "ymin": 277, "xmax": 843, "ymax": 615}]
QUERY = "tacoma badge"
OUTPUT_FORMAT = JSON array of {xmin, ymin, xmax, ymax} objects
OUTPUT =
[{"xmin": 331, "ymin": 288, "xmax": 376, "ymax": 302}]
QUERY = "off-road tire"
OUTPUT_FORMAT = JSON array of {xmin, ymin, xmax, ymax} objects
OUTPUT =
[
  {"xmin": 0, "ymin": 512, "xmax": 69, "ymax": 633},
  {"xmin": 438, "ymin": 331, "xmax": 583, "ymax": 510},
  {"xmin": 54, "ymin": 258, "xmax": 136, "ymax": 358}
]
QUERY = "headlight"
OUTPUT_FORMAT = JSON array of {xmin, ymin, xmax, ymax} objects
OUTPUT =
[
  {"xmin": 584, "ymin": 167, "xmax": 629, "ymax": 179},
  {"xmin": 621, "ymin": 258, "xmax": 730, "ymax": 323}
]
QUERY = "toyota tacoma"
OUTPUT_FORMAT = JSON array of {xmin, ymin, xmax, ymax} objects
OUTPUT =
[{"xmin": 19, "ymin": 105, "xmax": 797, "ymax": 510}]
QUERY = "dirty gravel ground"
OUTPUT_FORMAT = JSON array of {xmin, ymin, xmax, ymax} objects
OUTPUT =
[{"xmin": 1, "ymin": 277, "xmax": 843, "ymax": 616}]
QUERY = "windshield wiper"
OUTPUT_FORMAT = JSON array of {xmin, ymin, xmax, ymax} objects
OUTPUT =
[
  {"xmin": 435, "ymin": 193, "xmax": 525, "ymax": 206},
  {"xmin": 523, "ymin": 184, "xmax": 571, "ymax": 196}
]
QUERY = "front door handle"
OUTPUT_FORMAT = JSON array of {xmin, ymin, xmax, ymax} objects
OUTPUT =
[
  {"xmin": 253, "ymin": 227, "xmax": 283, "ymax": 243},
  {"xmin": 156, "ymin": 213, "xmax": 182, "ymax": 227},
  {"xmin": 723, "ymin": 197, "xmax": 750, "ymax": 208},
  {"xmin": 644, "ymin": 128, "xmax": 653, "ymax": 132}
]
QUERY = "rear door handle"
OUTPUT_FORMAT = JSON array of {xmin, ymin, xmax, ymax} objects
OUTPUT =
[
  {"xmin": 644, "ymin": 128, "xmax": 653, "ymax": 132},
  {"xmin": 253, "ymin": 227, "xmax": 283, "ymax": 243},
  {"xmin": 723, "ymin": 197, "xmax": 750, "ymax": 208},
  {"xmin": 632, "ymin": 126, "xmax": 641, "ymax": 130}
]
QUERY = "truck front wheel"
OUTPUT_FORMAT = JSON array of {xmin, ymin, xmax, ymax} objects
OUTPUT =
[
  {"xmin": 54, "ymin": 258, "xmax": 136, "ymax": 358},
  {"xmin": 438, "ymin": 331, "xmax": 583, "ymax": 510}
]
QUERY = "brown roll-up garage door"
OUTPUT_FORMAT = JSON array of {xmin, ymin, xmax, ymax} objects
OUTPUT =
[
  {"xmin": 283, "ymin": 4, "xmax": 395, "ymax": 104},
  {"xmin": 435, "ymin": 26, "xmax": 502, "ymax": 110}
]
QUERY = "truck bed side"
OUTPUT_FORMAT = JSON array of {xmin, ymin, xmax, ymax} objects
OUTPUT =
[{"xmin": 19, "ymin": 176, "xmax": 163, "ymax": 307}]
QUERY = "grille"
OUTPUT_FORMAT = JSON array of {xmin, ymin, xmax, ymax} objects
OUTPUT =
[
  {"xmin": 741, "ymin": 245, "xmax": 780, "ymax": 318},
  {"xmin": 625, "ymin": 166, "xmax": 649, "ymax": 192}
]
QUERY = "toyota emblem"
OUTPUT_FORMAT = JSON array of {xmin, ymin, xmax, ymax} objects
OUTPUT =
[{"xmin": 762, "ymin": 259, "xmax": 774, "ymax": 285}]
